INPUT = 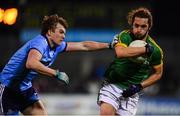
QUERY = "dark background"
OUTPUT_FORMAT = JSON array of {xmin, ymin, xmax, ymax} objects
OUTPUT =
[{"xmin": 0, "ymin": 0, "xmax": 179, "ymax": 98}]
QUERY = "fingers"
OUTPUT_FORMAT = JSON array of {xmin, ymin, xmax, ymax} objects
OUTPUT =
[{"xmin": 56, "ymin": 70, "xmax": 69, "ymax": 85}]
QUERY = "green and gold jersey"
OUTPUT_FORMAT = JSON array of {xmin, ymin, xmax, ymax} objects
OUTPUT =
[{"xmin": 105, "ymin": 30, "xmax": 163, "ymax": 89}]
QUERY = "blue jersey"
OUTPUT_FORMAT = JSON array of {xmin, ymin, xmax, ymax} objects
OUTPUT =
[{"xmin": 0, "ymin": 34, "xmax": 67, "ymax": 91}]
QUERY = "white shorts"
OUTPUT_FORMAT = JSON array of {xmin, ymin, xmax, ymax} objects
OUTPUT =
[{"xmin": 97, "ymin": 84, "xmax": 139, "ymax": 116}]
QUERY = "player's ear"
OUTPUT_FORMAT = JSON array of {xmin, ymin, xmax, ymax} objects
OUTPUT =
[
  {"xmin": 147, "ymin": 23, "xmax": 151, "ymax": 30},
  {"xmin": 47, "ymin": 30, "xmax": 52, "ymax": 36}
]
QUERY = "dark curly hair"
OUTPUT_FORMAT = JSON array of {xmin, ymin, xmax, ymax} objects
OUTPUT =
[
  {"xmin": 127, "ymin": 7, "xmax": 153, "ymax": 29},
  {"xmin": 41, "ymin": 14, "xmax": 68, "ymax": 35}
]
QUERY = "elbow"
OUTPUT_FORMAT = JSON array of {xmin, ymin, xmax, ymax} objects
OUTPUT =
[
  {"xmin": 155, "ymin": 73, "xmax": 163, "ymax": 82},
  {"xmin": 26, "ymin": 60, "xmax": 35, "ymax": 69},
  {"xmin": 157, "ymin": 74, "xmax": 163, "ymax": 81}
]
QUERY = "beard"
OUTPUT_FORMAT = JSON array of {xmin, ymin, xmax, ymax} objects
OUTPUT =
[{"xmin": 134, "ymin": 31, "xmax": 148, "ymax": 40}]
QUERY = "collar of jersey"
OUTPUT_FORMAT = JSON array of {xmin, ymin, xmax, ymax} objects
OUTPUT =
[{"xmin": 41, "ymin": 34, "xmax": 56, "ymax": 51}]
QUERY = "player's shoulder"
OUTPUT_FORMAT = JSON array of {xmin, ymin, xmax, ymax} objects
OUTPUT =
[
  {"xmin": 116, "ymin": 30, "xmax": 131, "ymax": 41},
  {"xmin": 28, "ymin": 34, "xmax": 47, "ymax": 46},
  {"xmin": 148, "ymin": 36, "xmax": 162, "ymax": 50},
  {"xmin": 56, "ymin": 41, "xmax": 67, "ymax": 52},
  {"xmin": 147, "ymin": 36, "xmax": 163, "ymax": 57},
  {"xmin": 25, "ymin": 34, "xmax": 48, "ymax": 53},
  {"xmin": 31, "ymin": 34, "xmax": 46, "ymax": 42},
  {"xmin": 118, "ymin": 30, "xmax": 130, "ymax": 36}
]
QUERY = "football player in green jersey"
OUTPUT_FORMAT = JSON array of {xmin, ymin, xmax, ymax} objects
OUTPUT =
[{"xmin": 97, "ymin": 7, "xmax": 163, "ymax": 116}]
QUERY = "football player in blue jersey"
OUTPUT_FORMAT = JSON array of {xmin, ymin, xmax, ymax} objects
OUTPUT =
[{"xmin": 0, "ymin": 14, "xmax": 114, "ymax": 115}]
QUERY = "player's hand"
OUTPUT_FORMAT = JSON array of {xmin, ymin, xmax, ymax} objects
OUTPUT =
[
  {"xmin": 122, "ymin": 84, "xmax": 143, "ymax": 98},
  {"xmin": 55, "ymin": 70, "xmax": 69, "ymax": 85},
  {"xmin": 109, "ymin": 34, "xmax": 119, "ymax": 49},
  {"xmin": 145, "ymin": 43, "xmax": 154, "ymax": 56}
]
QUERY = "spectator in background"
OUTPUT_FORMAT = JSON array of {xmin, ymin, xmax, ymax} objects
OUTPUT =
[
  {"xmin": 97, "ymin": 7, "xmax": 163, "ymax": 116},
  {"xmin": 0, "ymin": 14, "xmax": 114, "ymax": 115}
]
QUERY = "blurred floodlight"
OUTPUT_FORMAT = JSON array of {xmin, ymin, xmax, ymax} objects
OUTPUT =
[
  {"xmin": 0, "ymin": 8, "xmax": 4, "ymax": 22},
  {"xmin": 3, "ymin": 8, "xmax": 18, "ymax": 25}
]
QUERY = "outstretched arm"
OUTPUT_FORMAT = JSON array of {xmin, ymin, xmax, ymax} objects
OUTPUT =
[{"xmin": 66, "ymin": 41, "xmax": 109, "ymax": 52}]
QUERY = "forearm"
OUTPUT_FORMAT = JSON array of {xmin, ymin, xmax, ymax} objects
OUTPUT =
[
  {"xmin": 115, "ymin": 46, "xmax": 146, "ymax": 58},
  {"xmin": 141, "ymin": 73, "xmax": 162, "ymax": 88},
  {"xmin": 83, "ymin": 41, "xmax": 109, "ymax": 51},
  {"xmin": 26, "ymin": 60, "xmax": 56, "ymax": 77},
  {"xmin": 122, "ymin": 63, "xmax": 163, "ymax": 98},
  {"xmin": 26, "ymin": 60, "xmax": 69, "ymax": 85},
  {"xmin": 122, "ymin": 72, "xmax": 161, "ymax": 98},
  {"xmin": 66, "ymin": 41, "xmax": 109, "ymax": 51}
]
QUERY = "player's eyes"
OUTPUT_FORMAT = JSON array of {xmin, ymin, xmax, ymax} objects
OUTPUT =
[
  {"xmin": 59, "ymin": 30, "xmax": 64, "ymax": 34},
  {"xmin": 141, "ymin": 25, "xmax": 147, "ymax": 28},
  {"xmin": 59, "ymin": 29, "xmax": 66, "ymax": 34},
  {"xmin": 134, "ymin": 24, "xmax": 139, "ymax": 28},
  {"xmin": 134, "ymin": 24, "xmax": 147, "ymax": 28}
]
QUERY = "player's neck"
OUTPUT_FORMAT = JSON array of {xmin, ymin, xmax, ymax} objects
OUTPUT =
[
  {"xmin": 45, "ymin": 34, "xmax": 56, "ymax": 50},
  {"xmin": 142, "ymin": 33, "xmax": 148, "ymax": 41}
]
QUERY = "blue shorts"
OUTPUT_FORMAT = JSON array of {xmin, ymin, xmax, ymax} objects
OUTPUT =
[{"xmin": 0, "ymin": 84, "xmax": 39, "ymax": 115}]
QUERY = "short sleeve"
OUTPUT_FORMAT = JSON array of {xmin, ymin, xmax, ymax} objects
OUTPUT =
[
  {"xmin": 114, "ymin": 30, "xmax": 132, "ymax": 48},
  {"xmin": 151, "ymin": 49, "xmax": 163, "ymax": 66},
  {"xmin": 56, "ymin": 41, "xmax": 67, "ymax": 53}
]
